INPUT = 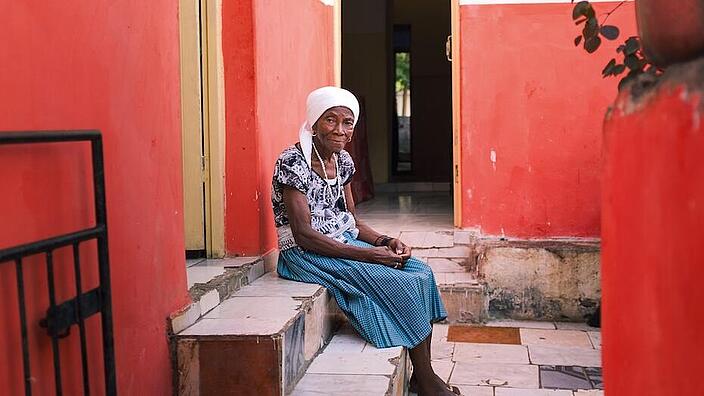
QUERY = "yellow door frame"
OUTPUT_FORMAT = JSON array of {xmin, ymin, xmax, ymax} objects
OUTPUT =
[
  {"xmin": 179, "ymin": 0, "xmax": 226, "ymax": 258},
  {"xmin": 180, "ymin": 0, "xmax": 205, "ymax": 252},
  {"xmin": 334, "ymin": 0, "xmax": 342, "ymax": 87},
  {"xmin": 202, "ymin": 0, "xmax": 226, "ymax": 258}
]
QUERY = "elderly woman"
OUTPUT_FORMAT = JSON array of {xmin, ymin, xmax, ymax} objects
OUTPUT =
[{"xmin": 272, "ymin": 87, "xmax": 458, "ymax": 396}]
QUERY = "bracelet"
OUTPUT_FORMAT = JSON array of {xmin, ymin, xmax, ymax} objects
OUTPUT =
[{"xmin": 374, "ymin": 235, "xmax": 394, "ymax": 247}]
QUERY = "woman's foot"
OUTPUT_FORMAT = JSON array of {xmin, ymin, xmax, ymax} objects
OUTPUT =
[{"xmin": 410, "ymin": 372, "xmax": 461, "ymax": 395}]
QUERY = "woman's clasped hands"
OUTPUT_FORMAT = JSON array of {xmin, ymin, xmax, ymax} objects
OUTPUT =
[{"xmin": 368, "ymin": 238, "xmax": 412, "ymax": 270}]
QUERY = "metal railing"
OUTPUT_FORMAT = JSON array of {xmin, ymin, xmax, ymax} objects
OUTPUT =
[{"xmin": 0, "ymin": 130, "xmax": 117, "ymax": 396}]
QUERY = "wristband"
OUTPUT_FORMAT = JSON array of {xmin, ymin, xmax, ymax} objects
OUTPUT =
[{"xmin": 374, "ymin": 235, "xmax": 393, "ymax": 246}]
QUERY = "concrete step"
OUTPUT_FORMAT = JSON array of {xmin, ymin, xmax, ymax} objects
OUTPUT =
[
  {"xmin": 173, "ymin": 272, "xmax": 343, "ymax": 396},
  {"xmin": 475, "ymin": 238, "xmax": 600, "ymax": 321},
  {"xmin": 409, "ymin": 231, "xmax": 601, "ymax": 323},
  {"xmin": 399, "ymin": 232, "xmax": 487, "ymax": 325},
  {"xmin": 170, "ymin": 257, "xmax": 266, "ymax": 334},
  {"xmin": 292, "ymin": 324, "xmax": 410, "ymax": 396},
  {"xmin": 424, "ymin": 257, "xmax": 488, "ymax": 324}
]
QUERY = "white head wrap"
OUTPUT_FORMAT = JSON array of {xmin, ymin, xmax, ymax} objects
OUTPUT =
[{"xmin": 299, "ymin": 86, "xmax": 360, "ymax": 168}]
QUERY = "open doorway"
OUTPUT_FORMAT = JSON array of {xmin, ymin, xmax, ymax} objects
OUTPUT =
[
  {"xmin": 179, "ymin": 0, "xmax": 225, "ymax": 260},
  {"xmin": 342, "ymin": 0, "xmax": 455, "ymax": 221},
  {"xmin": 393, "ymin": 24, "xmax": 412, "ymax": 174}
]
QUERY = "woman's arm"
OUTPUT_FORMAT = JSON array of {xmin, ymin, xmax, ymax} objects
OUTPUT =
[
  {"xmin": 283, "ymin": 187, "xmax": 402, "ymax": 266},
  {"xmin": 343, "ymin": 184, "xmax": 383, "ymax": 246},
  {"xmin": 344, "ymin": 184, "xmax": 412, "ymax": 262}
]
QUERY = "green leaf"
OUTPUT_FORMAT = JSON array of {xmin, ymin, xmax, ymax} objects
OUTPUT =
[
  {"xmin": 602, "ymin": 58, "xmax": 617, "ymax": 76},
  {"xmin": 574, "ymin": 35, "xmax": 583, "ymax": 46},
  {"xmin": 572, "ymin": 1, "xmax": 595, "ymax": 20},
  {"xmin": 583, "ymin": 17, "xmax": 599, "ymax": 39},
  {"xmin": 584, "ymin": 36, "xmax": 602, "ymax": 53},
  {"xmin": 613, "ymin": 64, "xmax": 626, "ymax": 75},
  {"xmin": 624, "ymin": 54, "xmax": 642, "ymax": 70},
  {"xmin": 625, "ymin": 37, "xmax": 640, "ymax": 55},
  {"xmin": 600, "ymin": 25, "xmax": 620, "ymax": 40},
  {"xmin": 575, "ymin": 18, "xmax": 587, "ymax": 25},
  {"xmin": 616, "ymin": 45, "xmax": 625, "ymax": 53}
]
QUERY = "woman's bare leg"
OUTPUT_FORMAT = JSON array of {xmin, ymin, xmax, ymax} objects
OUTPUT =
[
  {"xmin": 408, "ymin": 335, "xmax": 455, "ymax": 395},
  {"xmin": 410, "ymin": 325, "xmax": 435, "ymax": 390}
]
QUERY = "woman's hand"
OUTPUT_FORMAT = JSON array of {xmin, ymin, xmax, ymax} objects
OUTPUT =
[
  {"xmin": 387, "ymin": 238, "xmax": 412, "ymax": 263},
  {"xmin": 368, "ymin": 246, "xmax": 405, "ymax": 269}
]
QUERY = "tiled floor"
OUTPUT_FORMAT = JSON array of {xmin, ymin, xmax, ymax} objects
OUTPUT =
[
  {"xmin": 355, "ymin": 191, "xmax": 454, "ymax": 236},
  {"xmin": 430, "ymin": 322, "xmax": 602, "ymax": 396}
]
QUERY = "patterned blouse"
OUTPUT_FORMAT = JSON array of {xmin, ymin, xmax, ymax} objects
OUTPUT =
[{"xmin": 271, "ymin": 144, "xmax": 358, "ymax": 250}]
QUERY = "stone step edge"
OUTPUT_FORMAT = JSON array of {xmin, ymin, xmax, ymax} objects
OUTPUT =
[
  {"xmin": 173, "ymin": 280, "xmax": 342, "ymax": 395},
  {"xmin": 292, "ymin": 331, "xmax": 410, "ymax": 396},
  {"xmin": 386, "ymin": 349, "xmax": 410, "ymax": 396},
  {"xmin": 176, "ymin": 287, "xmax": 331, "ymax": 339},
  {"xmin": 169, "ymin": 257, "xmax": 265, "ymax": 334}
]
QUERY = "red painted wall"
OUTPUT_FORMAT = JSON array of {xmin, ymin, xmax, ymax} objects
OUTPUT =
[
  {"xmin": 459, "ymin": 2, "xmax": 636, "ymax": 238},
  {"xmin": 224, "ymin": 0, "xmax": 335, "ymax": 255},
  {"xmin": 0, "ymin": 2, "xmax": 189, "ymax": 394},
  {"xmin": 602, "ymin": 79, "xmax": 704, "ymax": 395}
]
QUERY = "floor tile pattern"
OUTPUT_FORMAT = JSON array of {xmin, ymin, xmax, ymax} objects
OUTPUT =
[
  {"xmin": 448, "ymin": 326, "xmax": 521, "ymax": 345},
  {"xmin": 539, "ymin": 366, "xmax": 603, "ymax": 391},
  {"xmin": 439, "ymin": 323, "xmax": 601, "ymax": 396}
]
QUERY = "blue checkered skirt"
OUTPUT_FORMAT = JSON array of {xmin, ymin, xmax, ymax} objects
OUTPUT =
[{"xmin": 277, "ymin": 236, "xmax": 447, "ymax": 349}]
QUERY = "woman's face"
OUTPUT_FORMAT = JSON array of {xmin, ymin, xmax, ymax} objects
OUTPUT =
[{"xmin": 312, "ymin": 106, "xmax": 355, "ymax": 154}]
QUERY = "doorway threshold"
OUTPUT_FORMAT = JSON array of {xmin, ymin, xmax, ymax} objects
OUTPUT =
[{"xmin": 375, "ymin": 182, "xmax": 450, "ymax": 193}]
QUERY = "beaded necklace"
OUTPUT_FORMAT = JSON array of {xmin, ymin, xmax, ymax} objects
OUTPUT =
[{"xmin": 312, "ymin": 141, "xmax": 348, "ymax": 211}]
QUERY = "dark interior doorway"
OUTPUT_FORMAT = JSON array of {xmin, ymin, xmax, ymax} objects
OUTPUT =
[
  {"xmin": 342, "ymin": 0, "xmax": 452, "ymax": 188},
  {"xmin": 393, "ymin": 24, "xmax": 412, "ymax": 175}
]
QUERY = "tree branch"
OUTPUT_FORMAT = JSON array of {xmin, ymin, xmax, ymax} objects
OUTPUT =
[{"xmin": 601, "ymin": 0, "xmax": 628, "ymax": 26}]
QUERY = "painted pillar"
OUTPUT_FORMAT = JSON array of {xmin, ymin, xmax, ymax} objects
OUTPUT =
[
  {"xmin": 459, "ymin": 0, "xmax": 636, "ymax": 238},
  {"xmin": 224, "ymin": 0, "xmax": 335, "ymax": 256},
  {"xmin": 0, "ymin": 1, "xmax": 189, "ymax": 394},
  {"xmin": 602, "ymin": 59, "xmax": 704, "ymax": 395}
]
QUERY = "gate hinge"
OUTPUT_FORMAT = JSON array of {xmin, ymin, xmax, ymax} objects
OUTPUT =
[{"xmin": 40, "ymin": 288, "xmax": 102, "ymax": 338}]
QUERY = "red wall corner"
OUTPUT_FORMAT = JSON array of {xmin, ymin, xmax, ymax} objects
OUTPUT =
[{"xmin": 602, "ymin": 71, "xmax": 704, "ymax": 395}]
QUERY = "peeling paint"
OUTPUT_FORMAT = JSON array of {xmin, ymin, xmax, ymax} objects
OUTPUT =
[
  {"xmin": 490, "ymin": 149, "xmax": 497, "ymax": 171},
  {"xmin": 477, "ymin": 240, "xmax": 600, "ymax": 321}
]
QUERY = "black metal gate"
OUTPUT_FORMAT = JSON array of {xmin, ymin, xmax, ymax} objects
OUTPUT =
[{"xmin": 0, "ymin": 130, "xmax": 117, "ymax": 396}]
